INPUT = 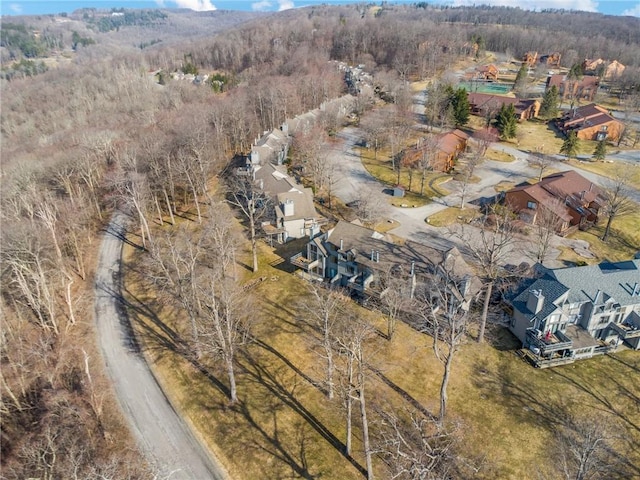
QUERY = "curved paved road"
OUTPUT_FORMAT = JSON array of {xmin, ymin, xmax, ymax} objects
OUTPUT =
[{"xmin": 94, "ymin": 213, "xmax": 227, "ymax": 480}]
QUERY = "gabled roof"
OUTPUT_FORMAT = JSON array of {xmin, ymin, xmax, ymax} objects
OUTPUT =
[
  {"xmin": 537, "ymin": 170, "xmax": 604, "ymax": 205},
  {"xmin": 325, "ymin": 221, "xmax": 480, "ymax": 293},
  {"xmin": 512, "ymin": 277, "xmax": 568, "ymax": 322},
  {"xmin": 253, "ymin": 163, "xmax": 299, "ymax": 195},
  {"xmin": 551, "ymin": 259, "xmax": 640, "ymax": 307},
  {"xmin": 275, "ymin": 187, "xmax": 319, "ymax": 221},
  {"xmin": 467, "ymin": 92, "xmax": 538, "ymax": 116},
  {"xmin": 547, "ymin": 74, "xmax": 599, "ymax": 90},
  {"xmin": 506, "ymin": 183, "xmax": 573, "ymax": 222}
]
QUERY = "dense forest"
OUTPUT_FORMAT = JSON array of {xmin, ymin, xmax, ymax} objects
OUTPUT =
[{"xmin": 1, "ymin": 3, "xmax": 639, "ymax": 479}]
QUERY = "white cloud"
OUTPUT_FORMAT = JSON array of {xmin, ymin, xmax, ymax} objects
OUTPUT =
[
  {"xmin": 174, "ymin": 0, "xmax": 216, "ymax": 11},
  {"xmin": 277, "ymin": 0, "xmax": 295, "ymax": 11},
  {"xmin": 155, "ymin": 0, "xmax": 166, "ymax": 6},
  {"xmin": 621, "ymin": 2, "xmax": 640, "ymax": 16},
  {"xmin": 449, "ymin": 0, "xmax": 598, "ymax": 13},
  {"xmin": 10, "ymin": 3, "xmax": 22, "ymax": 13},
  {"xmin": 252, "ymin": 0, "xmax": 272, "ymax": 11}
]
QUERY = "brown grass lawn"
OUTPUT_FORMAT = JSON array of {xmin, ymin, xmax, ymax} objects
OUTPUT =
[
  {"xmin": 358, "ymin": 146, "xmax": 451, "ymax": 205},
  {"xmin": 427, "ymin": 206, "xmax": 481, "ymax": 227},
  {"xmin": 557, "ymin": 209, "xmax": 640, "ymax": 264},
  {"xmin": 485, "ymin": 148, "xmax": 515, "ymax": 163},
  {"xmin": 566, "ymin": 159, "xmax": 640, "ymax": 191},
  {"xmin": 123, "ymin": 213, "xmax": 640, "ymax": 480}
]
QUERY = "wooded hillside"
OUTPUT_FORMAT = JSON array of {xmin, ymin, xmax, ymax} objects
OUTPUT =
[{"xmin": 1, "ymin": 4, "xmax": 639, "ymax": 479}]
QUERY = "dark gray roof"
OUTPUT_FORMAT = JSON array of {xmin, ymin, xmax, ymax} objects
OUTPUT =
[
  {"xmin": 326, "ymin": 221, "xmax": 479, "ymax": 293},
  {"xmin": 512, "ymin": 277, "xmax": 569, "ymax": 323},
  {"xmin": 551, "ymin": 259, "xmax": 640, "ymax": 306}
]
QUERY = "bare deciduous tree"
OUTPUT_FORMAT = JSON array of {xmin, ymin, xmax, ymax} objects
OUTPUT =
[
  {"xmin": 376, "ymin": 407, "xmax": 462, "ymax": 480},
  {"xmin": 415, "ymin": 269, "xmax": 471, "ymax": 423},
  {"xmin": 336, "ymin": 315, "xmax": 375, "ymax": 479},
  {"xmin": 302, "ymin": 283, "xmax": 347, "ymax": 399},
  {"xmin": 227, "ymin": 174, "xmax": 271, "ymax": 273},
  {"xmin": 600, "ymin": 174, "xmax": 635, "ymax": 243},
  {"xmin": 456, "ymin": 204, "xmax": 517, "ymax": 343}
]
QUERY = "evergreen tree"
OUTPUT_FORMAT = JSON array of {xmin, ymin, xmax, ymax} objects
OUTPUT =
[
  {"xmin": 593, "ymin": 140, "xmax": 607, "ymax": 161},
  {"xmin": 514, "ymin": 64, "xmax": 528, "ymax": 91},
  {"xmin": 568, "ymin": 62, "xmax": 584, "ymax": 80},
  {"xmin": 494, "ymin": 104, "xmax": 517, "ymax": 140},
  {"xmin": 540, "ymin": 85, "xmax": 560, "ymax": 119},
  {"xmin": 560, "ymin": 131, "xmax": 579, "ymax": 159},
  {"xmin": 448, "ymin": 87, "xmax": 470, "ymax": 127}
]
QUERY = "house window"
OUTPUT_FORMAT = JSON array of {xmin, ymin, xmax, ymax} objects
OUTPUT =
[{"xmin": 527, "ymin": 201, "xmax": 537, "ymax": 209}]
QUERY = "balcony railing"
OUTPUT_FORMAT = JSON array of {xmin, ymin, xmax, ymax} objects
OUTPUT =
[
  {"xmin": 609, "ymin": 321, "xmax": 640, "ymax": 339},
  {"xmin": 289, "ymin": 252, "xmax": 319, "ymax": 271},
  {"xmin": 526, "ymin": 328, "xmax": 573, "ymax": 354}
]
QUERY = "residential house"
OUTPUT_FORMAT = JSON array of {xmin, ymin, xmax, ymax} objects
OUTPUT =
[
  {"xmin": 467, "ymin": 92, "xmax": 540, "ymax": 121},
  {"xmin": 546, "ymin": 74, "xmax": 600, "ymax": 102},
  {"xmin": 401, "ymin": 129, "xmax": 469, "ymax": 173},
  {"xmin": 582, "ymin": 59, "xmax": 626, "ymax": 80},
  {"xmin": 245, "ymin": 162, "xmax": 324, "ymax": 242},
  {"xmin": 290, "ymin": 220, "xmax": 480, "ymax": 307},
  {"xmin": 538, "ymin": 52, "xmax": 561, "ymax": 68},
  {"xmin": 475, "ymin": 64, "xmax": 499, "ymax": 81},
  {"xmin": 249, "ymin": 127, "xmax": 289, "ymax": 166},
  {"xmin": 556, "ymin": 103, "xmax": 625, "ymax": 143},
  {"xmin": 504, "ymin": 170, "xmax": 606, "ymax": 234},
  {"xmin": 509, "ymin": 259, "xmax": 640, "ymax": 368},
  {"xmin": 523, "ymin": 51, "xmax": 538, "ymax": 66}
]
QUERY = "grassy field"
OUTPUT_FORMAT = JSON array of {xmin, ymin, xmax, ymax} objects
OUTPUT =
[
  {"xmin": 485, "ymin": 148, "xmax": 515, "ymax": 162},
  {"xmin": 567, "ymin": 159, "xmax": 640, "ymax": 190},
  {"xmin": 557, "ymin": 209, "xmax": 640, "ymax": 264},
  {"xmin": 427, "ymin": 206, "xmax": 481, "ymax": 227},
  {"xmin": 123, "ymin": 212, "xmax": 640, "ymax": 480},
  {"xmin": 357, "ymin": 146, "xmax": 451, "ymax": 205}
]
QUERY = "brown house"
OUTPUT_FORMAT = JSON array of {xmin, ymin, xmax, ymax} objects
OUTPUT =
[
  {"xmin": 523, "ymin": 51, "xmax": 538, "ymax": 66},
  {"xmin": 504, "ymin": 170, "xmax": 605, "ymax": 234},
  {"xmin": 582, "ymin": 59, "xmax": 626, "ymax": 80},
  {"xmin": 475, "ymin": 64, "xmax": 499, "ymax": 81},
  {"xmin": 467, "ymin": 92, "xmax": 540, "ymax": 121},
  {"xmin": 556, "ymin": 103, "xmax": 625, "ymax": 143},
  {"xmin": 546, "ymin": 74, "xmax": 600, "ymax": 102},
  {"xmin": 539, "ymin": 52, "xmax": 561, "ymax": 68},
  {"xmin": 402, "ymin": 129, "xmax": 469, "ymax": 173}
]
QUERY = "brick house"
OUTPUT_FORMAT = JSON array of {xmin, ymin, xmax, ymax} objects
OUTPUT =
[
  {"xmin": 508, "ymin": 259, "xmax": 640, "ymax": 368},
  {"xmin": 523, "ymin": 51, "xmax": 537, "ymax": 66},
  {"xmin": 504, "ymin": 170, "xmax": 606, "ymax": 234},
  {"xmin": 546, "ymin": 74, "xmax": 600, "ymax": 102},
  {"xmin": 556, "ymin": 103, "xmax": 625, "ymax": 143},
  {"xmin": 467, "ymin": 93, "xmax": 540, "ymax": 121}
]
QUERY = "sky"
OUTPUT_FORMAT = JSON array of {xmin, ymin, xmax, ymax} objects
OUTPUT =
[{"xmin": 1, "ymin": 0, "xmax": 639, "ymax": 17}]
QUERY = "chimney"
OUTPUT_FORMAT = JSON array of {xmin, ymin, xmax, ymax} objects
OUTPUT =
[
  {"xmin": 283, "ymin": 199, "xmax": 294, "ymax": 217},
  {"xmin": 526, "ymin": 289, "xmax": 545, "ymax": 314},
  {"xmin": 370, "ymin": 249, "xmax": 375, "ymax": 261},
  {"xmin": 375, "ymin": 251, "xmax": 379, "ymax": 263},
  {"xmin": 632, "ymin": 283, "xmax": 639, "ymax": 296},
  {"xmin": 340, "ymin": 239, "xmax": 343, "ymax": 251}
]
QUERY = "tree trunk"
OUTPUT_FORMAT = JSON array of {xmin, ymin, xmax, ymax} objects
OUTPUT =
[
  {"xmin": 478, "ymin": 282, "xmax": 492, "ymax": 343},
  {"xmin": 325, "ymin": 329, "xmax": 334, "ymax": 399},
  {"xmin": 439, "ymin": 351, "xmax": 453, "ymax": 424},
  {"xmin": 601, "ymin": 214, "xmax": 614, "ymax": 242},
  {"xmin": 345, "ymin": 355, "xmax": 353, "ymax": 456},
  {"xmin": 359, "ymin": 370, "xmax": 374, "ymax": 480},
  {"xmin": 162, "ymin": 187, "xmax": 175, "ymax": 225},
  {"xmin": 249, "ymin": 210, "xmax": 258, "ymax": 273},
  {"xmin": 227, "ymin": 356, "xmax": 238, "ymax": 404}
]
